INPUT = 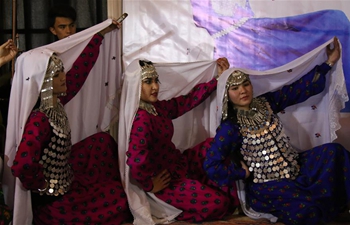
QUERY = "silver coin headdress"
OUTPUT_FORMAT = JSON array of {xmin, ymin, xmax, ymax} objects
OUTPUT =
[
  {"xmin": 138, "ymin": 60, "xmax": 159, "ymax": 116},
  {"xmin": 40, "ymin": 54, "xmax": 64, "ymax": 110},
  {"xmin": 221, "ymin": 70, "xmax": 250, "ymax": 121},
  {"xmin": 140, "ymin": 60, "xmax": 159, "ymax": 81}
]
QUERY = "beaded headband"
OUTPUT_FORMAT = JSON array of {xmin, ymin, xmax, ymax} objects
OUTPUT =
[
  {"xmin": 226, "ymin": 70, "xmax": 250, "ymax": 86},
  {"xmin": 221, "ymin": 70, "xmax": 250, "ymax": 121},
  {"xmin": 140, "ymin": 60, "xmax": 159, "ymax": 81},
  {"xmin": 40, "ymin": 54, "xmax": 64, "ymax": 110}
]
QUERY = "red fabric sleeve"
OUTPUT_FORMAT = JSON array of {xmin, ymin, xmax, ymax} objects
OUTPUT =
[
  {"xmin": 11, "ymin": 111, "xmax": 51, "ymax": 190},
  {"xmin": 59, "ymin": 34, "xmax": 104, "ymax": 105}
]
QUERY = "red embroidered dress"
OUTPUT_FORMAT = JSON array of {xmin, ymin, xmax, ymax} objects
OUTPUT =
[
  {"xmin": 127, "ymin": 78, "xmax": 239, "ymax": 222},
  {"xmin": 11, "ymin": 34, "xmax": 131, "ymax": 225}
]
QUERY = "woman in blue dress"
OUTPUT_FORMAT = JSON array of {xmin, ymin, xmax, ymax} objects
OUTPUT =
[{"xmin": 204, "ymin": 37, "xmax": 350, "ymax": 224}]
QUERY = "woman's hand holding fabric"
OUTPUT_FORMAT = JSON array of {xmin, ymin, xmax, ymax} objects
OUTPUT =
[
  {"xmin": 326, "ymin": 36, "xmax": 341, "ymax": 66},
  {"xmin": 150, "ymin": 169, "xmax": 171, "ymax": 193},
  {"xmin": 216, "ymin": 57, "xmax": 230, "ymax": 78},
  {"xmin": 98, "ymin": 19, "xmax": 121, "ymax": 37}
]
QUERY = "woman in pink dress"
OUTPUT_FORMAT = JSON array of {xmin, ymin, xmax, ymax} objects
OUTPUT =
[{"xmin": 120, "ymin": 57, "xmax": 241, "ymax": 224}]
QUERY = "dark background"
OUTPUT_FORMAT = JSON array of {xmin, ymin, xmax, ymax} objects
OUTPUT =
[{"xmin": 0, "ymin": 0, "xmax": 108, "ymax": 127}]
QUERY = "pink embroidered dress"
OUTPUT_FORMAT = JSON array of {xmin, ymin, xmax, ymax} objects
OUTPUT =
[{"xmin": 127, "ymin": 77, "xmax": 239, "ymax": 222}]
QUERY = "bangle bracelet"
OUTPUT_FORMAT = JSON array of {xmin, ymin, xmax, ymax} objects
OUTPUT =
[
  {"xmin": 97, "ymin": 32, "xmax": 104, "ymax": 38},
  {"xmin": 38, "ymin": 179, "xmax": 48, "ymax": 193},
  {"xmin": 325, "ymin": 61, "xmax": 334, "ymax": 67}
]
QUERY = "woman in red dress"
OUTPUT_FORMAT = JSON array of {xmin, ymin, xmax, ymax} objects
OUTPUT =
[{"xmin": 8, "ymin": 20, "xmax": 131, "ymax": 225}]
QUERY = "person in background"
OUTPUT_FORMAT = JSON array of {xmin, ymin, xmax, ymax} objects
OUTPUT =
[
  {"xmin": 0, "ymin": 39, "xmax": 17, "ymax": 225},
  {"xmin": 48, "ymin": 4, "xmax": 77, "ymax": 40},
  {"xmin": 204, "ymin": 37, "xmax": 350, "ymax": 225},
  {"xmin": 9, "ymin": 20, "xmax": 131, "ymax": 225}
]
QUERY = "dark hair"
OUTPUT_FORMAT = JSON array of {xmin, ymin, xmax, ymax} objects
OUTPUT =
[
  {"xmin": 33, "ymin": 97, "xmax": 41, "ymax": 110},
  {"xmin": 224, "ymin": 98, "xmax": 244, "ymax": 169},
  {"xmin": 48, "ymin": 4, "xmax": 77, "ymax": 28},
  {"xmin": 222, "ymin": 100, "xmax": 238, "ymax": 124},
  {"xmin": 139, "ymin": 59, "xmax": 153, "ymax": 67}
]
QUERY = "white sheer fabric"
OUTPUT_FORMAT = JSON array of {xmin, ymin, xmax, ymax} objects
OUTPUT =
[
  {"xmin": 217, "ymin": 38, "xmax": 347, "ymax": 151},
  {"xmin": 3, "ymin": 19, "xmax": 121, "ymax": 225}
]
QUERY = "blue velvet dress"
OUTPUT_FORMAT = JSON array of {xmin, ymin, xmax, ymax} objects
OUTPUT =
[{"xmin": 204, "ymin": 63, "xmax": 350, "ymax": 225}]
